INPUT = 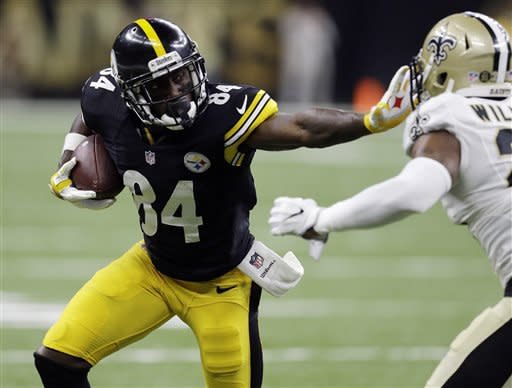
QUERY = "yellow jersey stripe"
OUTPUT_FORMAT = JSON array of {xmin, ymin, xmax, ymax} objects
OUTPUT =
[
  {"xmin": 135, "ymin": 18, "xmax": 166, "ymax": 57},
  {"xmin": 231, "ymin": 152, "xmax": 243, "ymax": 167},
  {"xmin": 225, "ymin": 92, "xmax": 271, "ymax": 147},
  {"xmin": 144, "ymin": 127, "xmax": 155, "ymax": 145},
  {"xmin": 224, "ymin": 90, "xmax": 266, "ymax": 144},
  {"xmin": 224, "ymin": 94, "xmax": 278, "ymax": 165}
]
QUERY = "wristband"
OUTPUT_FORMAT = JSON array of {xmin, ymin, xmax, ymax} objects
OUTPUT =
[
  {"xmin": 61, "ymin": 133, "xmax": 87, "ymax": 154},
  {"xmin": 363, "ymin": 113, "xmax": 376, "ymax": 132}
]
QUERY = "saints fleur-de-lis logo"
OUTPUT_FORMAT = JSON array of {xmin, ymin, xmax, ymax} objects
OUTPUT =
[
  {"xmin": 409, "ymin": 113, "xmax": 430, "ymax": 141},
  {"xmin": 427, "ymin": 34, "xmax": 456, "ymax": 65}
]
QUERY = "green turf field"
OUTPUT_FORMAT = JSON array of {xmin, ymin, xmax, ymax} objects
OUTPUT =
[{"xmin": 1, "ymin": 100, "xmax": 500, "ymax": 387}]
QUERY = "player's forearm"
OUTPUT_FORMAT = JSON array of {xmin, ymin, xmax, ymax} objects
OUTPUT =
[
  {"xmin": 295, "ymin": 108, "xmax": 371, "ymax": 147},
  {"xmin": 314, "ymin": 180, "xmax": 416, "ymax": 233},
  {"xmin": 58, "ymin": 113, "xmax": 93, "ymax": 167},
  {"xmin": 314, "ymin": 157, "xmax": 452, "ymax": 233},
  {"xmin": 245, "ymin": 109, "xmax": 370, "ymax": 151}
]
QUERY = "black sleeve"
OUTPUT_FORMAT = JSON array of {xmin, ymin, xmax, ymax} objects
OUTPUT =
[
  {"xmin": 220, "ymin": 84, "xmax": 278, "ymax": 166},
  {"xmin": 80, "ymin": 68, "xmax": 126, "ymax": 136}
]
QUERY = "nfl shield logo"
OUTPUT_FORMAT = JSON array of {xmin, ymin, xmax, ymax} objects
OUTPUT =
[
  {"xmin": 145, "ymin": 150, "xmax": 156, "ymax": 165},
  {"xmin": 250, "ymin": 252, "xmax": 264, "ymax": 269},
  {"xmin": 468, "ymin": 71, "xmax": 479, "ymax": 82}
]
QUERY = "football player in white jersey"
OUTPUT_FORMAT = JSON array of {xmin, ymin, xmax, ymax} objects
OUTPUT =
[{"xmin": 269, "ymin": 11, "xmax": 512, "ymax": 387}]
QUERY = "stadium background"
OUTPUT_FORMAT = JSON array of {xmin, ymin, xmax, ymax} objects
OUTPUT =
[{"xmin": 1, "ymin": 1, "xmax": 511, "ymax": 387}]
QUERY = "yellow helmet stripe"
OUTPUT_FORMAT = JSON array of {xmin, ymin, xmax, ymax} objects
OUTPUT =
[{"xmin": 135, "ymin": 18, "xmax": 166, "ymax": 57}]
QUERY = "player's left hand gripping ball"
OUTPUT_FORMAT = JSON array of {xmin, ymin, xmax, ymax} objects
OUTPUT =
[
  {"xmin": 49, "ymin": 157, "xmax": 115, "ymax": 210},
  {"xmin": 364, "ymin": 65, "xmax": 415, "ymax": 133}
]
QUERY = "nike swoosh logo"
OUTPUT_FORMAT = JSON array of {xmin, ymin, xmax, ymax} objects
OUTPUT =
[
  {"xmin": 236, "ymin": 95, "xmax": 248, "ymax": 115},
  {"xmin": 286, "ymin": 209, "xmax": 304, "ymax": 220},
  {"xmin": 216, "ymin": 285, "xmax": 237, "ymax": 294}
]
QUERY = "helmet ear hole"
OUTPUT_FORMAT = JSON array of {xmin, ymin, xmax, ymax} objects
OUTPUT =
[{"xmin": 436, "ymin": 72, "xmax": 448, "ymax": 86}]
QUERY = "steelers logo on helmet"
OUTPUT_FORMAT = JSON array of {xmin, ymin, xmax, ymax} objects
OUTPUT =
[{"xmin": 111, "ymin": 18, "xmax": 208, "ymax": 131}]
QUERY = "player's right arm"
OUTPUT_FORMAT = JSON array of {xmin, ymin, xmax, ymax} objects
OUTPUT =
[
  {"xmin": 247, "ymin": 65, "xmax": 415, "ymax": 150},
  {"xmin": 49, "ymin": 114, "xmax": 113, "ymax": 210},
  {"xmin": 59, "ymin": 66, "xmax": 120, "ymax": 167},
  {"xmin": 49, "ymin": 68, "xmax": 119, "ymax": 210},
  {"xmin": 58, "ymin": 113, "xmax": 94, "ymax": 167},
  {"xmin": 306, "ymin": 132, "xmax": 458, "ymax": 232}
]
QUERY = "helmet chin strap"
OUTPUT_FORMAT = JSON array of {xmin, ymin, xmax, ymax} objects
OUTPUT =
[
  {"xmin": 123, "ymin": 61, "xmax": 207, "ymax": 131},
  {"xmin": 183, "ymin": 101, "xmax": 197, "ymax": 122},
  {"xmin": 157, "ymin": 114, "xmax": 184, "ymax": 130},
  {"xmin": 154, "ymin": 100, "xmax": 199, "ymax": 130},
  {"xmin": 131, "ymin": 92, "xmax": 199, "ymax": 131},
  {"xmin": 175, "ymin": 99, "xmax": 197, "ymax": 129}
]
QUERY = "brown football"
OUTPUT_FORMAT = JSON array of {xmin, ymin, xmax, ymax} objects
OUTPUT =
[{"xmin": 71, "ymin": 134, "xmax": 123, "ymax": 199}]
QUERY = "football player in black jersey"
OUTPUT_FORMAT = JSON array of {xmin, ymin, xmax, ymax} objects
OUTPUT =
[{"xmin": 39, "ymin": 18, "xmax": 413, "ymax": 388}]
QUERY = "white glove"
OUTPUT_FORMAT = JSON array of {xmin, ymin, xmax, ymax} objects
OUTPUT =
[
  {"xmin": 49, "ymin": 157, "xmax": 115, "ymax": 210},
  {"xmin": 269, "ymin": 197, "xmax": 328, "ymax": 260},
  {"xmin": 363, "ymin": 65, "xmax": 416, "ymax": 133},
  {"xmin": 269, "ymin": 197, "xmax": 322, "ymax": 236},
  {"xmin": 308, "ymin": 238, "xmax": 327, "ymax": 261},
  {"xmin": 237, "ymin": 240, "xmax": 304, "ymax": 297}
]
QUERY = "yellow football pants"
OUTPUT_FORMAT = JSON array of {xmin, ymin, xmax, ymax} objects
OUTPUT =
[{"xmin": 42, "ymin": 241, "xmax": 263, "ymax": 388}]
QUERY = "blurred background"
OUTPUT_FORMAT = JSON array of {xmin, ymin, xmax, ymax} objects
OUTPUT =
[
  {"xmin": 1, "ymin": 0, "xmax": 510, "ymax": 107},
  {"xmin": 1, "ymin": 1, "xmax": 512, "ymax": 387}
]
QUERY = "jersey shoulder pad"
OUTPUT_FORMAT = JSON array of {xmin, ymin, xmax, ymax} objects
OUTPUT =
[
  {"xmin": 210, "ymin": 83, "xmax": 278, "ymax": 166},
  {"xmin": 80, "ymin": 68, "xmax": 125, "ymax": 134},
  {"xmin": 402, "ymin": 93, "xmax": 464, "ymax": 154}
]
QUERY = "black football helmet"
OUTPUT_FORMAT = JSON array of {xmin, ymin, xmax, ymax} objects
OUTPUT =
[{"xmin": 111, "ymin": 18, "xmax": 208, "ymax": 130}]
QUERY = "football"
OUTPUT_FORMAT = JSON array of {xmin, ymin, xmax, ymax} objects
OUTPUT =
[{"xmin": 71, "ymin": 134, "xmax": 124, "ymax": 199}]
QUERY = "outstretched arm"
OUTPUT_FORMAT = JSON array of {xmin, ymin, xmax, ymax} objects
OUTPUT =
[
  {"xmin": 246, "ymin": 109, "xmax": 369, "ymax": 150},
  {"xmin": 313, "ymin": 131, "xmax": 459, "ymax": 232},
  {"xmin": 269, "ymin": 131, "xmax": 460, "ymax": 255},
  {"xmin": 247, "ymin": 65, "xmax": 414, "ymax": 151}
]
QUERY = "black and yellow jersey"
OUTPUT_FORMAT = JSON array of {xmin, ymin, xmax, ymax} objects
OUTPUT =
[{"xmin": 80, "ymin": 68, "xmax": 278, "ymax": 281}]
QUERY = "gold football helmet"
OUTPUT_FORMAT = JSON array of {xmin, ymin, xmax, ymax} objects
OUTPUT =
[{"xmin": 410, "ymin": 11, "xmax": 511, "ymax": 105}]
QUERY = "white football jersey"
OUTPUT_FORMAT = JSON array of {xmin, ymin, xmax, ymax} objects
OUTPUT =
[{"xmin": 403, "ymin": 91, "xmax": 512, "ymax": 287}]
